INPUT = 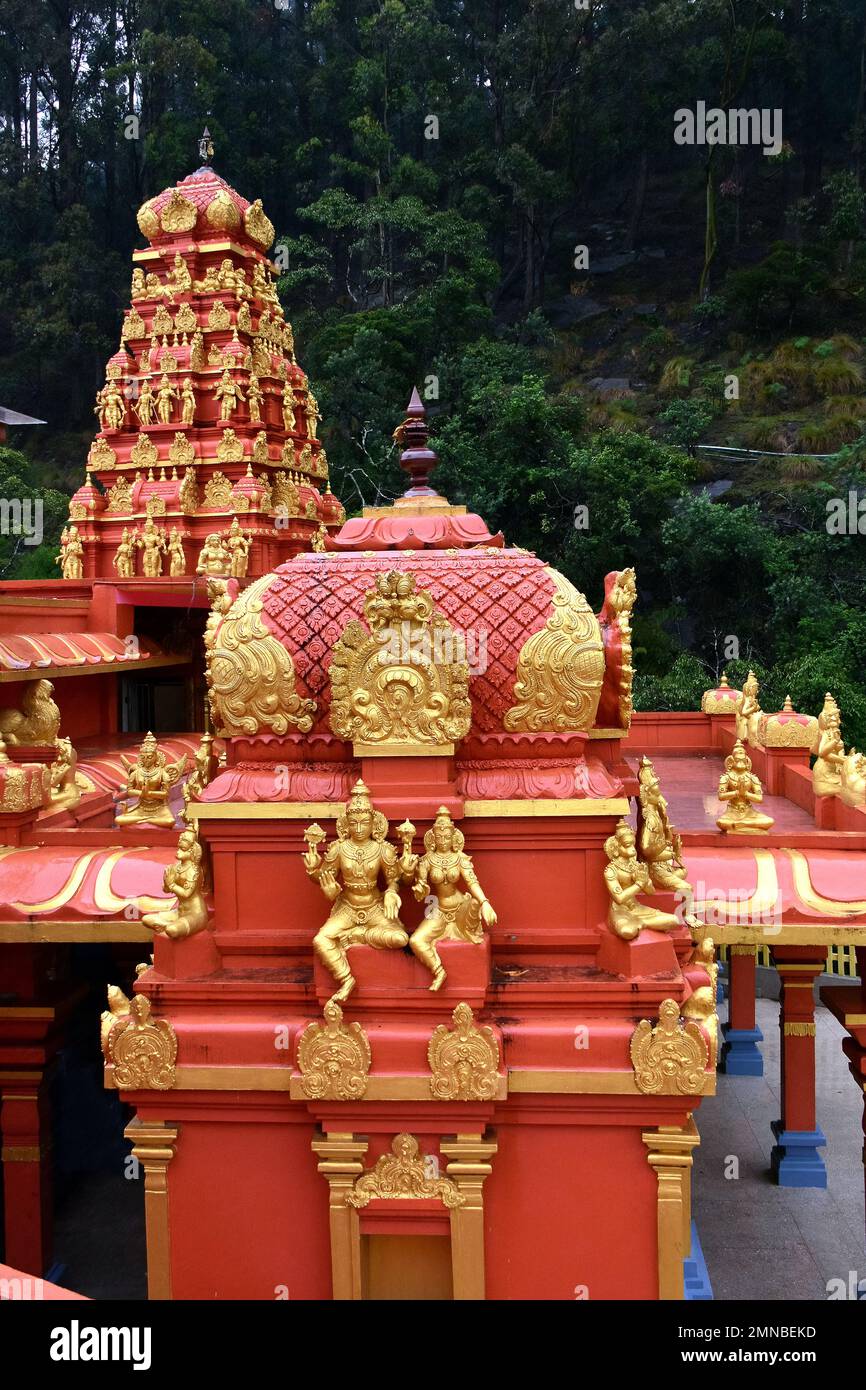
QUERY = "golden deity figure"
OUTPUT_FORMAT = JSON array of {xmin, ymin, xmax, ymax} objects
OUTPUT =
[
  {"xmin": 196, "ymin": 532, "xmax": 231, "ymax": 577},
  {"xmin": 813, "ymin": 693, "xmax": 845, "ymax": 797},
  {"xmin": 216, "ymin": 258, "xmax": 238, "ymax": 292},
  {"xmin": 637, "ymin": 756, "xmax": 691, "ymax": 894},
  {"xmin": 311, "ymin": 522, "xmax": 327, "ymax": 553},
  {"xmin": 116, "ymin": 732, "xmax": 186, "ymax": 828},
  {"xmin": 840, "ymin": 747, "xmax": 866, "ymax": 808},
  {"xmin": 604, "ymin": 820, "xmax": 681, "ymax": 939},
  {"xmin": 56, "ymin": 525, "xmax": 85, "ymax": 580},
  {"xmin": 96, "ymin": 381, "xmax": 126, "ymax": 431},
  {"xmin": 247, "ymin": 373, "xmax": 264, "ymax": 424},
  {"xmin": 113, "ymin": 527, "xmax": 136, "ymax": 579},
  {"xmin": 180, "ymin": 377, "xmax": 196, "ymax": 426},
  {"xmin": 166, "ymin": 252, "xmax": 192, "ymax": 295},
  {"xmin": 0, "ymin": 679, "xmax": 61, "ymax": 745},
  {"xmin": 49, "ymin": 735, "xmax": 81, "ymax": 812},
  {"xmin": 214, "ymin": 367, "xmax": 245, "ymax": 422},
  {"xmin": 225, "ymin": 517, "xmax": 252, "ymax": 578},
  {"xmin": 716, "ymin": 740, "xmax": 774, "ymax": 833},
  {"xmin": 735, "ymin": 669, "xmax": 763, "ymax": 745},
  {"xmin": 182, "ymin": 731, "xmax": 218, "ymax": 808},
  {"xmin": 131, "ymin": 267, "xmax": 146, "ymax": 300},
  {"xmin": 155, "ymin": 374, "xmax": 178, "ymax": 425},
  {"xmin": 136, "ymin": 517, "xmax": 167, "ymax": 578},
  {"xmin": 304, "ymin": 390, "xmax": 321, "ymax": 440},
  {"xmin": 142, "ymin": 825, "xmax": 210, "ymax": 939},
  {"xmin": 194, "ymin": 264, "xmax": 220, "ymax": 293},
  {"xmin": 404, "ymin": 806, "xmax": 496, "ymax": 992},
  {"xmin": 281, "ymin": 382, "xmax": 296, "ymax": 432},
  {"xmin": 303, "ymin": 780, "xmax": 409, "ymax": 1005},
  {"xmin": 167, "ymin": 527, "xmax": 186, "ymax": 576},
  {"xmin": 134, "ymin": 378, "xmax": 156, "ymax": 427}
]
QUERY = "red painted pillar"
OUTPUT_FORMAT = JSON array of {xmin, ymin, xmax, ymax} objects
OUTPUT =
[
  {"xmin": 771, "ymin": 948, "xmax": 827, "ymax": 1187},
  {"xmin": 0, "ymin": 1070, "xmax": 53, "ymax": 1273},
  {"xmin": 721, "ymin": 946, "xmax": 763, "ymax": 1075}
]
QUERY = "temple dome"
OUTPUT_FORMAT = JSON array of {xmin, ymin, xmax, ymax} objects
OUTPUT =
[{"xmin": 137, "ymin": 167, "xmax": 275, "ymax": 252}]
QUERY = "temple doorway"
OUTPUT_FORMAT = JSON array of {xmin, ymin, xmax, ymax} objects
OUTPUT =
[{"xmin": 360, "ymin": 1234, "xmax": 453, "ymax": 1300}]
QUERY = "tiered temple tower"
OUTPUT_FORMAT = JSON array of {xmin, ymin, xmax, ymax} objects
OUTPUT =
[{"xmin": 69, "ymin": 139, "xmax": 344, "ymax": 582}]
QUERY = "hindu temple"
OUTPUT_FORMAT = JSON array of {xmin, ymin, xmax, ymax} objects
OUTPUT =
[{"xmin": 1, "ymin": 148, "xmax": 865, "ymax": 1303}]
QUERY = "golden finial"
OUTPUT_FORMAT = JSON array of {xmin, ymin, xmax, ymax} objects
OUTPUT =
[{"xmin": 199, "ymin": 126, "xmax": 214, "ymax": 166}]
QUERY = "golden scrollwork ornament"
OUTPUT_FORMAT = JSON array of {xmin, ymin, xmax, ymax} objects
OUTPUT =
[
  {"xmin": 296, "ymin": 1001, "xmax": 371, "ymax": 1100},
  {"xmin": 160, "ymin": 188, "xmax": 197, "ymax": 234},
  {"xmin": 346, "ymin": 1134, "xmax": 464, "ymax": 1209},
  {"xmin": 329, "ymin": 571, "xmax": 471, "ymax": 748},
  {"xmin": 629, "ymin": 998, "xmax": 709, "ymax": 1096},
  {"xmin": 504, "ymin": 568, "xmax": 605, "ymax": 732},
  {"xmin": 207, "ymin": 574, "xmax": 316, "ymax": 736},
  {"xmin": 428, "ymin": 1002, "xmax": 499, "ymax": 1101},
  {"xmin": 107, "ymin": 993, "xmax": 177, "ymax": 1090}
]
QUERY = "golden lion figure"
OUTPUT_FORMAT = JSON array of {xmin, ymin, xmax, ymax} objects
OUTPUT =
[{"xmin": 0, "ymin": 679, "xmax": 61, "ymax": 745}]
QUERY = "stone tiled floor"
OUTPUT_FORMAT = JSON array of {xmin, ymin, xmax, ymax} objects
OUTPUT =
[
  {"xmin": 645, "ymin": 754, "xmax": 817, "ymax": 833},
  {"xmin": 693, "ymin": 996, "xmax": 865, "ymax": 1300}
]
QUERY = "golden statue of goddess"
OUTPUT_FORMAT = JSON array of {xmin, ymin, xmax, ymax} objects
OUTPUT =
[
  {"xmin": 113, "ymin": 527, "xmax": 136, "ymax": 578},
  {"xmin": 167, "ymin": 527, "xmax": 186, "ymax": 576},
  {"xmin": 303, "ymin": 781, "xmax": 409, "ymax": 1005},
  {"xmin": 405, "ymin": 806, "xmax": 496, "ymax": 991},
  {"xmin": 281, "ymin": 382, "xmax": 296, "ymax": 432},
  {"xmin": 56, "ymin": 525, "xmax": 85, "ymax": 579},
  {"xmin": 225, "ymin": 517, "xmax": 252, "ymax": 578},
  {"xmin": 180, "ymin": 377, "xmax": 196, "ymax": 426}
]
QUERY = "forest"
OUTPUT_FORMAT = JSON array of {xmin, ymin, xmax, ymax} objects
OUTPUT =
[{"xmin": 1, "ymin": 0, "xmax": 865, "ymax": 736}]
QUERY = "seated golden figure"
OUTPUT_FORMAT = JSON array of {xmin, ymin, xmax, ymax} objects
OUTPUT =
[
  {"xmin": 117, "ymin": 732, "xmax": 186, "ymax": 828},
  {"xmin": 716, "ymin": 740, "xmax": 774, "ymax": 833},
  {"xmin": 405, "ymin": 806, "xmax": 496, "ymax": 992},
  {"xmin": 604, "ymin": 820, "xmax": 681, "ymax": 939},
  {"xmin": 49, "ymin": 736, "xmax": 81, "ymax": 812},
  {"xmin": 303, "ymin": 780, "xmax": 409, "ymax": 1005},
  {"xmin": 813, "ymin": 693, "xmax": 845, "ymax": 798},
  {"xmin": 196, "ymin": 532, "xmax": 231, "ymax": 577},
  {"xmin": 142, "ymin": 826, "xmax": 210, "ymax": 939},
  {"xmin": 637, "ymin": 756, "xmax": 690, "ymax": 892}
]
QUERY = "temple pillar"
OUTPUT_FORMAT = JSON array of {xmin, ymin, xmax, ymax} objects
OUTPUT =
[
  {"xmin": 721, "ymin": 946, "xmax": 763, "ymax": 1075},
  {"xmin": 441, "ymin": 1132, "xmax": 498, "ymax": 1300},
  {"xmin": 770, "ymin": 949, "xmax": 826, "ymax": 1188},
  {"xmin": 0, "ymin": 1070, "xmax": 52, "ymax": 1274},
  {"xmin": 311, "ymin": 1131, "xmax": 368, "ymax": 1300},
  {"xmin": 124, "ymin": 1118, "xmax": 179, "ymax": 1299},
  {"xmin": 641, "ymin": 1118, "xmax": 701, "ymax": 1301}
]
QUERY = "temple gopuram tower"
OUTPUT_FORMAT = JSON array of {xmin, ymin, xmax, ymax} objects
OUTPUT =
[{"xmin": 71, "ymin": 134, "xmax": 344, "ymax": 585}]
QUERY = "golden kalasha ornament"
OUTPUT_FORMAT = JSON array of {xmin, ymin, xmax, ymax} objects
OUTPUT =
[
  {"xmin": 206, "ymin": 189, "xmax": 240, "ymax": 231},
  {"xmin": 49, "ymin": 736, "xmax": 82, "ymax": 812},
  {"xmin": 630, "ymin": 998, "xmax": 711, "ymax": 1096},
  {"xmin": 758, "ymin": 694, "xmax": 819, "ymax": 749},
  {"xmin": 100, "ymin": 984, "xmax": 131, "ymax": 1057},
  {"xmin": 167, "ymin": 527, "xmax": 186, "ymax": 576},
  {"xmin": 196, "ymin": 532, "xmax": 231, "ymax": 577},
  {"xmin": 329, "ymin": 571, "xmax": 471, "ymax": 749},
  {"xmin": 637, "ymin": 756, "xmax": 692, "ymax": 894},
  {"xmin": 113, "ymin": 527, "xmax": 136, "ymax": 578},
  {"xmin": 303, "ymin": 779, "xmax": 409, "ymax": 1006},
  {"xmin": 106, "ymin": 993, "xmax": 178, "ymax": 1091},
  {"xmin": 603, "ymin": 820, "xmax": 681, "ymax": 939},
  {"xmin": 681, "ymin": 937, "xmax": 719, "ymax": 1070},
  {"xmin": 225, "ymin": 517, "xmax": 252, "ymax": 578},
  {"xmin": 405, "ymin": 806, "xmax": 495, "ymax": 991},
  {"xmin": 504, "ymin": 569, "xmax": 605, "ymax": 732},
  {"xmin": 206, "ymin": 574, "xmax": 316, "ymax": 736},
  {"xmin": 136, "ymin": 516, "xmax": 167, "ymax": 577},
  {"xmin": 142, "ymin": 824, "xmax": 210, "ymax": 940},
  {"xmin": 116, "ymin": 732, "xmax": 186, "ymax": 828},
  {"xmin": 813, "ymin": 692, "xmax": 845, "ymax": 797},
  {"xmin": 56, "ymin": 525, "xmax": 85, "ymax": 579},
  {"xmin": 296, "ymin": 1001, "xmax": 372, "ymax": 1101},
  {"xmin": 840, "ymin": 747, "xmax": 866, "ymax": 808},
  {"xmin": 735, "ymin": 669, "xmax": 763, "ymax": 745},
  {"xmin": 214, "ymin": 367, "xmax": 245, "ymax": 422},
  {"xmin": 716, "ymin": 740, "xmax": 774, "ymax": 833},
  {"xmin": 427, "ymin": 1002, "xmax": 500, "ymax": 1101},
  {"xmin": 346, "ymin": 1134, "xmax": 464, "ymax": 1209}
]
